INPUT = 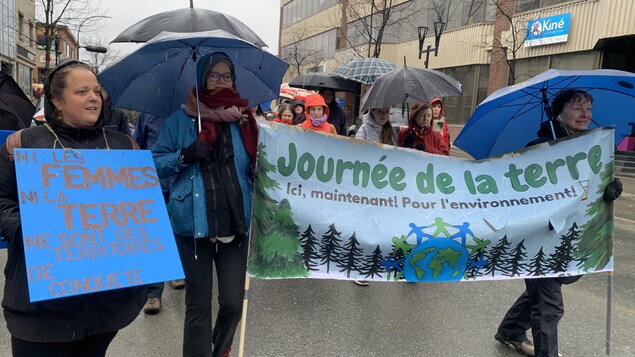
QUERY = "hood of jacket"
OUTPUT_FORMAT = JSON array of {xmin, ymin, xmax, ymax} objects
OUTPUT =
[
  {"xmin": 197, "ymin": 52, "xmax": 236, "ymax": 89},
  {"xmin": 408, "ymin": 109, "xmax": 432, "ymax": 135},
  {"xmin": 43, "ymin": 60, "xmax": 105, "ymax": 132},
  {"xmin": 362, "ymin": 111, "xmax": 382, "ymax": 130},
  {"xmin": 304, "ymin": 93, "xmax": 329, "ymax": 119},
  {"xmin": 291, "ymin": 99, "xmax": 305, "ymax": 112},
  {"xmin": 429, "ymin": 97, "xmax": 445, "ymax": 116}
]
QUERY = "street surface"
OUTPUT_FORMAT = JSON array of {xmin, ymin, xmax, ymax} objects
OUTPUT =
[{"xmin": 1, "ymin": 180, "xmax": 634, "ymax": 357}]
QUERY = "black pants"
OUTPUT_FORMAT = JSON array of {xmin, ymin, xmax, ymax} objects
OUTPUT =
[
  {"xmin": 498, "ymin": 278, "xmax": 564, "ymax": 357},
  {"xmin": 146, "ymin": 282, "xmax": 165, "ymax": 299},
  {"xmin": 11, "ymin": 332, "xmax": 117, "ymax": 357},
  {"xmin": 175, "ymin": 234, "xmax": 247, "ymax": 357}
]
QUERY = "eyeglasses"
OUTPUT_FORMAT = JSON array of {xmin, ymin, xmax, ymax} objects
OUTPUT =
[{"xmin": 207, "ymin": 72, "xmax": 233, "ymax": 82}]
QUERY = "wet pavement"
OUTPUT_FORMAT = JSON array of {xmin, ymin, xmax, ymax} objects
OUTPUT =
[{"xmin": 1, "ymin": 180, "xmax": 634, "ymax": 357}]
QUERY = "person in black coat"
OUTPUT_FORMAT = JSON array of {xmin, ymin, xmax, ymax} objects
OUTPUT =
[
  {"xmin": 319, "ymin": 88, "xmax": 347, "ymax": 135},
  {"xmin": 0, "ymin": 60, "xmax": 145, "ymax": 357},
  {"xmin": 495, "ymin": 89, "xmax": 622, "ymax": 357}
]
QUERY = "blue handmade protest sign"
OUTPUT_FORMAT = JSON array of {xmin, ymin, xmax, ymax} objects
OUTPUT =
[
  {"xmin": 14, "ymin": 148, "xmax": 184, "ymax": 302},
  {"xmin": 0, "ymin": 129, "xmax": 14, "ymax": 249}
]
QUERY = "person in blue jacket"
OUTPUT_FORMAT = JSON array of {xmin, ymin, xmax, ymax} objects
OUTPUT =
[{"xmin": 152, "ymin": 52, "xmax": 257, "ymax": 357}]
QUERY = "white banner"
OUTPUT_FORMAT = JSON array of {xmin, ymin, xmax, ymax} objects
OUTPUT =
[{"xmin": 248, "ymin": 123, "xmax": 615, "ymax": 283}]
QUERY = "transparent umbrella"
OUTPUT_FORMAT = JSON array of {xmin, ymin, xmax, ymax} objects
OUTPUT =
[{"xmin": 361, "ymin": 67, "xmax": 462, "ymax": 111}]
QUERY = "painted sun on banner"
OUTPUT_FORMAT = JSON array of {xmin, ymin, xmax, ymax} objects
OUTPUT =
[{"xmin": 248, "ymin": 122, "xmax": 615, "ymax": 283}]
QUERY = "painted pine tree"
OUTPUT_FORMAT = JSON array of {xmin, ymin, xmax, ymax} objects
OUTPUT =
[
  {"xmin": 505, "ymin": 239, "xmax": 528, "ymax": 277},
  {"xmin": 336, "ymin": 232, "xmax": 365, "ymax": 278},
  {"xmin": 248, "ymin": 143, "xmax": 281, "ymax": 275},
  {"xmin": 527, "ymin": 247, "xmax": 549, "ymax": 276},
  {"xmin": 550, "ymin": 223, "xmax": 580, "ymax": 273},
  {"xmin": 299, "ymin": 224, "xmax": 321, "ymax": 271},
  {"xmin": 576, "ymin": 163, "xmax": 615, "ymax": 271},
  {"xmin": 319, "ymin": 224, "xmax": 344, "ymax": 273},
  {"xmin": 464, "ymin": 237, "xmax": 491, "ymax": 279},
  {"xmin": 248, "ymin": 199, "xmax": 308, "ymax": 278},
  {"xmin": 483, "ymin": 235, "xmax": 512, "ymax": 277},
  {"xmin": 360, "ymin": 245, "xmax": 387, "ymax": 279},
  {"xmin": 252, "ymin": 143, "xmax": 280, "ymax": 239}
]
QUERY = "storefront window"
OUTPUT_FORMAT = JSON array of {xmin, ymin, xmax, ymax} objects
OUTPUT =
[
  {"xmin": 551, "ymin": 51, "xmax": 598, "ymax": 70},
  {"xmin": 442, "ymin": 65, "xmax": 477, "ymax": 125},
  {"xmin": 17, "ymin": 63, "xmax": 31, "ymax": 98},
  {"xmin": 514, "ymin": 56, "xmax": 549, "ymax": 83}
]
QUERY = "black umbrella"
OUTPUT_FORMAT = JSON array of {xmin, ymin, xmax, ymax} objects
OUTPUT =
[
  {"xmin": 0, "ymin": 72, "xmax": 35, "ymax": 130},
  {"xmin": 111, "ymin": 7, "xmax": 267, "ymax": 47},
  {"xmin": 288, "ymin": 72, "xmax": 357, "ymax": 93}
]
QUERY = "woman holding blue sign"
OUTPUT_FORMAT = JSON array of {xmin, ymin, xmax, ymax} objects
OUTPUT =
[
  {"xmin": 0, "ymin": 61, "xmax": 146, "ymax": 356},
  {"xmin": 152, "ymin": 52, "xmax": 257, "ymax": 357}
]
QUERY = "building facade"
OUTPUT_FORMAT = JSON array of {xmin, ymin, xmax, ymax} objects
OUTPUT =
[
  {"xmin": 279, "ymin": 0, "xmax": 635, "ymax": 136},
  {"xmin": 1, "ymin": 0, "xmax": 37, "ymax": 99},
  {"xmin": 35, "ymin": 22, "xmax": 77, "ymax": 84}
]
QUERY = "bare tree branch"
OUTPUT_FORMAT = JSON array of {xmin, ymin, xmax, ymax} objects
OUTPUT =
[
  {"xmin": 81, "ymin": 36, "xmax": 119, "ymax": 73},
  {"xmin": 36, "ymin": 0, "xmax": 107, "ymax": 75},
  {"xmin": 280, "ymin": 26, "xmax": 325, "ymax": 76}
]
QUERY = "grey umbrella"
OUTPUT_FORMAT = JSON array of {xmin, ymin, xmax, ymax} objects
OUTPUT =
[
  {"xmin": 361, "ymin": 67, "xmax": 462, "ymax": 111},
  {"xmin": 111, "ymin": 7, "xmax": 267, "ymax": 47},
  {"xmin": 288, "ymin": 72, "xmax": 357, "ymax": 93}
]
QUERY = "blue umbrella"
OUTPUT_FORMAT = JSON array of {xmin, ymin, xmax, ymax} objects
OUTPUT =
[
  {"xmin": 454, "ymin": 69, "xmax": 635, "ymax": 160},
  {"xmin": 99, "ymin": 30, "xmax": 288, "ymax": 121}
]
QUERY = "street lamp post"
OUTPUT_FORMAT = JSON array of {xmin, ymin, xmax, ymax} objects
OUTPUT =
[
  {"xmin": 76, "ymin": 15, "xmax": 112, "ymax": 58},
  {"xmin": 417, "ymin": 20, "xmax": 445, "ymax": 68}
]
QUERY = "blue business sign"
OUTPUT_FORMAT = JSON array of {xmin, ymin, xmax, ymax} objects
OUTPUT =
[
  {"xmin": 14, "ymin": 148, "xmax": 184, "ymax": 302},
  {"xmin": 525, "ymin": 13, "xmax": 571, "ymax": 47}
]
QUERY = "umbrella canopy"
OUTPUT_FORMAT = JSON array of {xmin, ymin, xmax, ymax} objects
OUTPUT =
[
  {"xmin": 454, "ymin": 69, "xmax": 635, "ymax": 160},
  {"xmin": 361, "ymin": 67, "xmax": 462, "ymax": 111},
  {"xmin": 288, "ymin": 72, "xmax": 357, "ymax": 93},
  {"xmin": 98, "ymin": 30, "xmax": 288, "ymax": 119},
  {"xmin": 332, "ymin": 57, "xmax": 397, "ymax": 84},
  {"xmin": 111, "ymin": 7, "xmax": 267, "ymax": 47},
  {"xmin": 280, "ymin": 83, "xmax": 313, "ymax": 101},
  {"xmin": 0, "ymin": 72, "xmax": 35, "ymax": 129}
]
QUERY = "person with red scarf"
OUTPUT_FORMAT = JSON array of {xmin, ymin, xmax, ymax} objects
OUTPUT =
[
  {"xmin": 397, "ymin": 103, "xmax": 449, "ymax": 156},
  {"xmin": 152, "ymin": 53, "xmax": 257, "ymax": 357}
]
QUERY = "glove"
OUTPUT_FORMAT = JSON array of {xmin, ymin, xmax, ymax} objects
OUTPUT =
[
  {"xmin": 403, "ymin": 133, "xmax": 416, "ymax": 148},
  {"xmin": 415, "ymin": 143, "xmax": 426, "ymax": 151},
  {"xmin": 180, "ymin": 140, "xmax": 209, "ymax": 164},
  {"xmin": 603, "ymin": 178, "xmax": 622, "ymax": 202}
]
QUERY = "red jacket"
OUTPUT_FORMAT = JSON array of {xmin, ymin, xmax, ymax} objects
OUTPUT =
[{"xmin": 397, "ymin": 111, "xmax": 449, "ymax": 156}]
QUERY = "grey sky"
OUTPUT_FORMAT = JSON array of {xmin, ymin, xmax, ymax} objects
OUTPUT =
[{"xmin": 87, "ymin": 0, "xmax": 281, "ymax": 59}]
